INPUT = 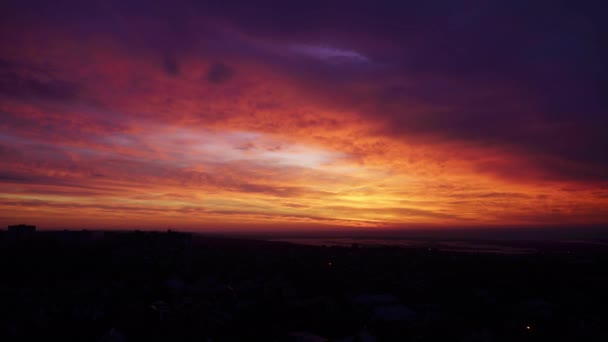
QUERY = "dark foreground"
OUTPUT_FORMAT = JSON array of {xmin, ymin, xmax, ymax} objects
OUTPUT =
[{"xmin": 1, "ymin": 230, "xmax": 607, "ymax": 341}]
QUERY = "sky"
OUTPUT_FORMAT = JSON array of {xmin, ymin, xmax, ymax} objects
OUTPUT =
[{"xmin": 0, "ymin": 0, "xmax": 607, "ymax": 231}]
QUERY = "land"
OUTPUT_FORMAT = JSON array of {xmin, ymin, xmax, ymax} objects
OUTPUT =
[{"xmin": 1, "ymin": 229, "xmax": 607, "ymax": 341}]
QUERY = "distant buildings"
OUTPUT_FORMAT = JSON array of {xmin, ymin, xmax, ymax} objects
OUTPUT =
[{"xmin": 7, "ymin": 224, "xmax": 36, "ymax": 240}]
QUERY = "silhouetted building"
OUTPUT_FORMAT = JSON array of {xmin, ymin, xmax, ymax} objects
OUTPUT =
[{"xmin": 7, "ymin": 224, "xmax": 36, "ymax": 240}]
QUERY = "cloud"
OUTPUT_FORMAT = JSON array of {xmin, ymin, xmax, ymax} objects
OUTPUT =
[
  {"xmin": 288, "ymin": 44, "xmax": 369, "ymax": 64},
  {"xmin": 207, "ymin": 62, "xmax": 234, "ymax": 84},
  {"xmin": 0, "ymin": 69, "xmax": 80, "ymax": 102},
  {"xmin": 162, "ymin": 55, "xmax": 180, "ymax": 76},
  {"xmin": 0, "ymin": 0, "xmax": 607, "ymax": 228}
]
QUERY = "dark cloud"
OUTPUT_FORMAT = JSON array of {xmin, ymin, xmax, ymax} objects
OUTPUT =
[
  {"xmin": 206, "ymin": 62, "xmax": 234, "ymax": 84},
  {"xmin": 0, "ymin": 71, "xmax": 80, "ymax": 101},
  {"xmin": 324, "ymin": 206, "xmax": 461, "ymax": 220},
  {"xmin": 0, "ymin": 199, "xmax": 169, "ymax": 215},
  {"xmin": 162, "ymin": 55, "xmax": 180, "ymax": 76},
  {"xmin": 445, "ymin": 192, "xmax": 532, "ymax": 199},
  {"xmin": 282, "ymin": 202, "xmax": 310, "ymax": 209}
]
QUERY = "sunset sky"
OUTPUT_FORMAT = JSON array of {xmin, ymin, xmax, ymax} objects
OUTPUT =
[{"xmin": 1, "ymin": 0, "xmax": 607, "ymax": 231}]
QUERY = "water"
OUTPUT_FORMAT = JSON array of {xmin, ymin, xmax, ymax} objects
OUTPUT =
[{"xmin": 269, "ymin": 237, "xmax": 607, "ymax": 254}]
